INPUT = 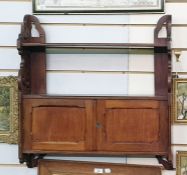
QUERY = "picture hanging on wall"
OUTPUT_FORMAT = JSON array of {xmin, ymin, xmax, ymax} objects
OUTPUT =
[
  {"xmin": 33, "ymin": 0, "xmax": 164, "ymax": 14},
  {"xmin": 177, "ymin": 151, "xmax": 187, "ymax": 175},
  {"xmin": 173, "ymin": 78, "xmax": 187, "ymax": 124},
  {"xmin": 0, "ymin": 76, "xmax": 18, "ymax": 144}
]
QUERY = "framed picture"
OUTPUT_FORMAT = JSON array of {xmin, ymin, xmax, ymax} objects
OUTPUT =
[
  {"xmin": 33, "ymin": 0, "xmax": 165, "ymax": 14},
  {"xmin": 0, "ymin": 76, "xmax": 18, "ymax": 144},
  {"xmin": 177, "ymin": 151, "xmax": 187, "ymax": 175},
  {"xmin": 173, "ymin": 78, "xmax": 187, "ymax": 124}
]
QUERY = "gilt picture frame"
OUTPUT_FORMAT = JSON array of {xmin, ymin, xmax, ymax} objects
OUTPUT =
[
  {"xmin": 33, "ymin": 0, "xmax": 164, "ymax": 14},
  {"xmin": 177, "ymin": 151, "xmax": 187, "ymax": 175},
  {"xmin": 0, "ymin": 76, "xmax": 18, "ymax": 144},
  {"xmin": 173, "ymin": 78, "xmax": 187, "ymax": 124}
]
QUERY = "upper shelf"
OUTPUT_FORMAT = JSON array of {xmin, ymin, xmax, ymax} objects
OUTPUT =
[
  {"xmin": 21, "ymin": 42, "xmax": 154, "ymax": 49},
  {"xmin": 21, "ymin": 43, "xmax": 156, "ymax": 54},
  {"xmin": 17, "ymin": 14, "xmax": 172, "ymax": 52},
  {"xmin": 20, "ymin": 42, "xmax": 169, "ymax": 55},
  {"xmin": 17, "ymin": 14, "xmax": 172, "ymax": 96}
]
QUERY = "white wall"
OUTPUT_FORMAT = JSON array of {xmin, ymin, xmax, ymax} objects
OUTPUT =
[{"xmin": 0, "ymin": 0, "xmax": 187, "ymax": 174}]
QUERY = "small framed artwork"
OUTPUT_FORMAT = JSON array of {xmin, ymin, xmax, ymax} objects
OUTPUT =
[
  {"xmin": 0, "ymin": 76, "xmax": 18, "ymax": 144},
  {"xmin": 177, "ymin": 151, "xmax": 187, "ymax": 175},
  {"xmin": 33, "ymin": 0, "xmax": 165, "ymax": 14},
  {"xmin": 173, "ymin": 78, "xmax": 187, "ymax": 124}
]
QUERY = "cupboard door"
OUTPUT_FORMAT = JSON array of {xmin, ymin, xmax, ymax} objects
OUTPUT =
[
  {"xmin": 97, "ymin": 100, "xmax": 169, "ymax": 153},
  {"xmin": 23, "ymin": 98, "xmax": 96, "ymax": 152}
]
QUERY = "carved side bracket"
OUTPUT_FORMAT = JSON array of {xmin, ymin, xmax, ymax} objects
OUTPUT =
[
  {"xmin": 17, "ymin": 15, "xmax": 46, "ymax": 94},
  {"xmin": 154, "ymin": 16, "xmax": 173, "ymax": 164},
  {"xmin": 154, "ymin": 15, "xmax": 172, "ymax": 96},
  {"xmin": 17, "ymin": 15, "xmax": 46, "ymax": 163}
]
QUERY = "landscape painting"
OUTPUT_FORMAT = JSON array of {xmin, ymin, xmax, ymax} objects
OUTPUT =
[
  {"xmin": 173, "ymin": 79, "xmax": 187, "ymax": 124},
  {"xmin": 0, "ymin": 76, "xmax": 18, "ymax": 144},
  {"xmin": 177, "ymin": 151, "xmax": 187, "ymax": 175},
  {"xmin": 0, "ymin": 86, "xmax": 10, "ymax": 131}
]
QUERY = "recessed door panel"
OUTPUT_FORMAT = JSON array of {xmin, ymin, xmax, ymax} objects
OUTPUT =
[
  {"xmin": 23, "ymin": 98, "xmax": 95, "ymax": 152},
  {"xmin": 31, "ymin": 106, "xmax": 86, "ymax": 149},
  {"xmin": 97, "ymin": 100, "xmax": 168, "ymax": 153},
  {"xmin": 105, "ymin": 108, "xmax": 159, "ymax": 143}
]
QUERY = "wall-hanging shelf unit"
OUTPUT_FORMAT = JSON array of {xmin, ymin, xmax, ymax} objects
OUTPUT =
[{"xmin": 17, "ymin": 14, "xmax": 173, "ymax": 169}]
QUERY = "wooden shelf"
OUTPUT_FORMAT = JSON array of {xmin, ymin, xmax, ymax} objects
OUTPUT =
[
  {"xmin": 21, "ymin": 43, "xmax": 155, "ymax": 49},
  {"xmin": 21, "ymin": 42, "xmax": 168, "ymax": 54},
  {"xmin": 22, "ymin": 94, "xmax": 168, "ymax": 100}
]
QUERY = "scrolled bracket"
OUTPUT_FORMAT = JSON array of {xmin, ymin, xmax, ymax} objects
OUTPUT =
[
  {"xmin": 156, "ymin": 155, "xmax": 173, "ymax": 170},
  {"xmin": 21, "ymin": 14, "xmax": 45, "ymax": 43},
  {"xmin": 21, "ymin": 153, "xmax": 46, "ymax": 168},
  {"xmin": 154, "ymin": 15, "xmax": 172, "ymax": 48}
]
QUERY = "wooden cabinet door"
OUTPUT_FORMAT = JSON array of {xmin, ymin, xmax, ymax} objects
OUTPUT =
[
  {"xmin": 39, "ymin": 160, "xmax": 161, "ymax": 175},
  {"xmin": 23, "ymin": 98, "xmax": 96, "ymax": 152},
  {"xmin": 96, "ymin": 99, "xmax": 169, "ymax": 154}
]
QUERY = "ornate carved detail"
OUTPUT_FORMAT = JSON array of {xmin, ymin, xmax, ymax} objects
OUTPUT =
[
  {"xmin": 156, "ymin": 155, "xmax": 173, "ymax": 170},
  {"xmin": 17, "ymin": 53, "xmax": 30, "ymax": 94},
  {"xmin": 0, "ymin": 76, "xmax": 18, "ymax": 144}
]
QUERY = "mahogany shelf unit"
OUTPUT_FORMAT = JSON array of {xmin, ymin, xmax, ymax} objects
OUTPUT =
[{"xmin": 17, "ymin": 14, "xmax": 173, "ymax": 169}]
